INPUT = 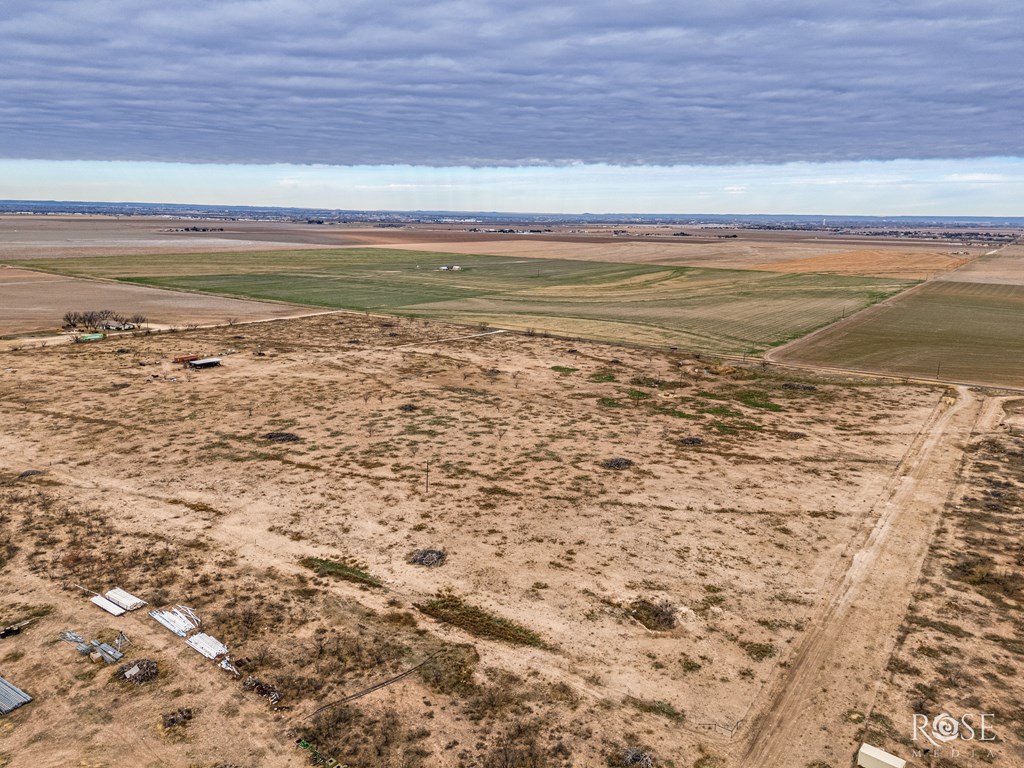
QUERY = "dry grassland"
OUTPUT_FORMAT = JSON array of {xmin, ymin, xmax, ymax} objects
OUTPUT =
[{"xmin": 0, "ymin": 313, "xmax": 968, "ymax": 767}]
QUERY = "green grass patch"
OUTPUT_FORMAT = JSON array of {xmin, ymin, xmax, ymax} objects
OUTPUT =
[
  {"xmin": 739, "ymin": 641, "xmax": 777, "ymax": 661},
  {"xmin": 551, "ymin": 366, "xmax": 578, "ymax": 374},
  {"xmin": 626, "ymin": 696, "xmax": 685, "ymax": 722},
  {"xmin": 736, "ymin": 390, "xmax": 783, "ymax": 411},
  {"xmin": 415, "ymin": 592, "xmax": 548, "ymax": 648},
  {"xmin": 588, "ymin": 371, "xmax": 617, "ymax": 382},
  {"xmin": 299, "ymin": 557, "xmax": 382, "ymax": 588}
]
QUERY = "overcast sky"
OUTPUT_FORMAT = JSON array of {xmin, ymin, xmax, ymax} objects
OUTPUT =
[{"xmin": 1, "ymin": 1, "xmax": 1020, "ymax": 213}]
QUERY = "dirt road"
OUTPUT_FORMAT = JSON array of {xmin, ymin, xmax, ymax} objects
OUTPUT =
[{"xmin": 732, "ymin": 386, "xmax": 982, "ymax": 767}]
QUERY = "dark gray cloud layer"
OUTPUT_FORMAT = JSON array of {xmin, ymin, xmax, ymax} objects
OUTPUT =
[{"xmin": 1, "ymin": 1, "xmax": 1020, "ymax": 166}]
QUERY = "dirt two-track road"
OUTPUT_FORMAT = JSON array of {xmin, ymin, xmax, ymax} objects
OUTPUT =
[{"xmin": 731, "ymin": 387, "xmax": 982, "ymax": 767}]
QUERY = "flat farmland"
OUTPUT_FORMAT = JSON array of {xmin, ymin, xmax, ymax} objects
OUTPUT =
[
  {"xmin": 20, "ymin": 248, "xmax": 915, "ymax": 354},
  {"xmin": 0, "ymin": 265, "xmax": 318, "ymax": 336},
  {"xmin": 0, "ymin": 215, "xmax": 323, "ymax": 259},
  {"xmin": 366, "ymin": 237, "xmax": 972, "ymax": 278},
  {"xmin": 774, "ymin": 280, "xmax": 1024, "ymax": 386},
  {"xmin": 777, "ymin": 244, "xmax": 1024, "ymax": 387}
]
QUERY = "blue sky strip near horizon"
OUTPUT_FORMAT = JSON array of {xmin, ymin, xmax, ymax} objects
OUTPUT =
[{"xmin": 0, "ymin": 1, "xmax": 1020, "ymax": 215}]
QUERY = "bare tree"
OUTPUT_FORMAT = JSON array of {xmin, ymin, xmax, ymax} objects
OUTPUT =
[
  {"xmin": 226, "ymin": 317, "xmax": 239, "ymax": 326},
  {"xmin": 128, "ymin": 313, "xmax": 148, "ymax": 328}
]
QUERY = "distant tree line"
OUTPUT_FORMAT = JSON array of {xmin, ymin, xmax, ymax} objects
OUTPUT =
[{"xmin": 62, "ymin": 309, "xmax": 148, "ymax": 330}]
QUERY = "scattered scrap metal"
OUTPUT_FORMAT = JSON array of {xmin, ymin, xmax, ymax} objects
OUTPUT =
[
  {"xmin": 244, "ymin": 675, "xmax": 283, "ymax": 706},
  {"xmin": 622, "ymin": 747, "xmax": 654, "ymax": 767},
  {"xmin": 149, "ymin": 605, "xmax": 238, "ymax": 675},
  {"xmin": 58, "ymin": 629, "xmax": 123, "ymax": 664},
  {"xmin": 116, "ymin": 659, "xmax": 158, "ymax": 684},
  {"xmin": 0, "ymin": 676, "xmax": 32, "ymax": 715},
  {"xmin": 149, "ymin": 605, "xmax": 201, "ymax": 637}
]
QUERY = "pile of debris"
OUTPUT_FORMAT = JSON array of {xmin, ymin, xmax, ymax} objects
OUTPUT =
[
  {"xmin": 408, "ymin": 548, "xmax": 447, "ymax": 567},
  {"xmin": 679, "ymin": 436, "xmax": 704, "ymax": 446},
  {"xmin": 622, "ymin": 748, "xmax": 654, "ymax": 767},
  {"xmin": 116, "ymin": 659, "xmax": 158, "ymax": 685},
  {"xmin": 398, "ymin": 403, "xmax": 418, "ymax": 412},
  {"xmin": 243, "ymin": 675, "xmax": 283, "ymax": 705},
  {"xmin": 162, "ymin": 707, "xmax": 194, "ymax": 730}
]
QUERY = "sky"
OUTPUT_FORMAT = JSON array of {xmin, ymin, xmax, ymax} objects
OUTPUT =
[{"xmin": 0, "ymin": 0, "xmax": 1020, "ymax": 214}]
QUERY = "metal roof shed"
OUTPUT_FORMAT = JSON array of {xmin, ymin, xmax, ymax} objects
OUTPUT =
[
  {"xmin": 0, "ymin": 676, "xmax": 32, "ymax": 715},
  {"xmin": 857, "ymin": 743, "xmax": 906, "ymax": 768},
  {"xmin": 187, "ymin": 357, "xmax": 222, "ymax": 369}
]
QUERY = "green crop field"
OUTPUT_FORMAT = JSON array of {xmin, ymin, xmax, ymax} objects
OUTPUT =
[
  {"xmin": 20, "ymin": 248, "xmax": 915, "ymax": 354},
  {"xmin": 776, "ymin": 280, "xmax": 1024, "ymax": 386}
]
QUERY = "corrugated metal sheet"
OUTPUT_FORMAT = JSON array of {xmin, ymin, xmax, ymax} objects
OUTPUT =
[
  {"xmin": 90, "ymin": 595, "xmax": 126, "ymax": 616},
  {"xmin": 0, "ymin": 676, "xmax": 32, "ymax": 715},
  {"xmin": 149, "ymin": 606, "xmax": 200, "ymax": 637},
  {"xmin": 105, "ymin": 588, "xmax": 146, "ymax": 611},
  {"xmin": 90, "ymin": 641, "xmax": 124, "ymax": 664},
  {"xmin": 186, "ymin": 633, "xmax": 228, "ymax": 659}
]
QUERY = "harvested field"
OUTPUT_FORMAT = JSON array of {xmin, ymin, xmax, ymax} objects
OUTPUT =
[
  {"xmin": 756, "ymin": 247, "xmax": 972, "ymax": 279},
  {"xmin": 0, "ymin": 265, "xmax": 316, "ymax": 336},
  {"xmin": 20, "ymin": 248, "xmax": 914, "ymax": 354},
  {"xmin": 368, "ymin": 238, "xmax": 973, "ymax": 278},
  {"xmin": 0, "ymin": 215, "xmax": 324, "ymax": 260},
  {"xmin": 936, "ymin": 243, "xmax": 1024, "ymax": 284},
  {"xmin": 777, "ymin": 245, "xmax": 1024, "ymax": 388},
  {"xmin": 0, "ymin": 313, "xmax": 964, "ymax": 767}
]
